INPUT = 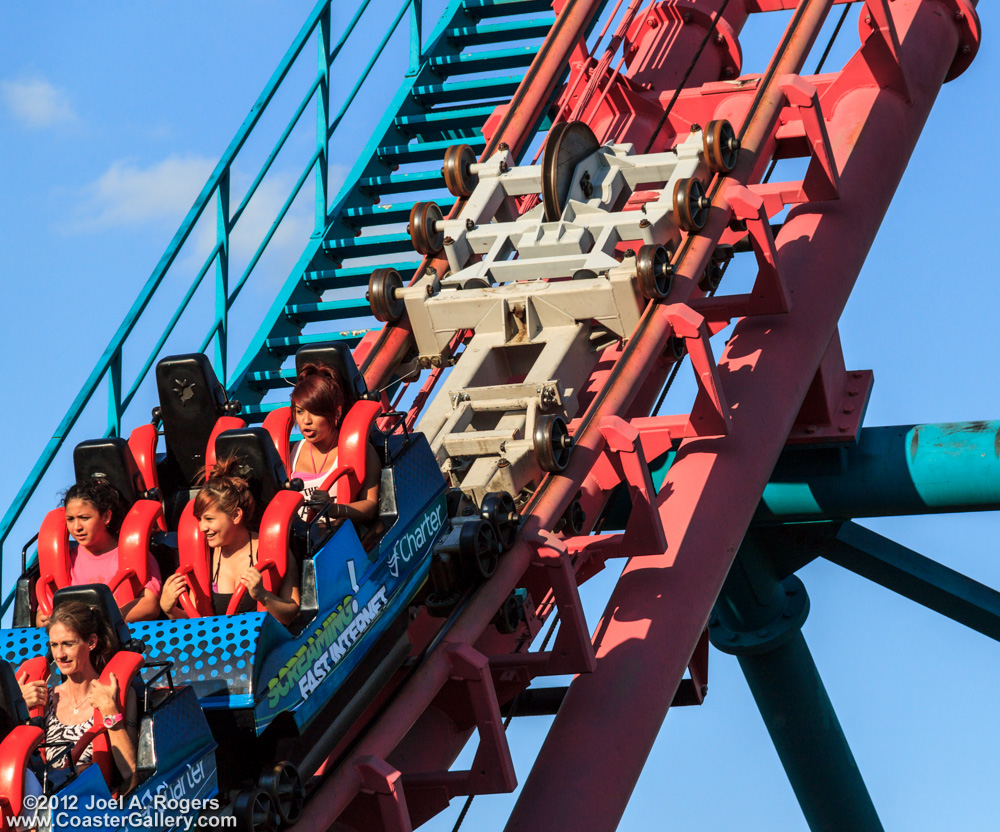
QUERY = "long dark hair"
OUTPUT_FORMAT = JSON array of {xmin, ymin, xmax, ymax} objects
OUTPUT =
[
  {"xmin": 63, "ymin": 480, "xmax": 128, "ymax": 537},
  {"xmin": 290, "ymin": 362, "xmax": 345, "ymax": 427},
  {"xmin": 48, "ymin": 601, "xmax": 118, "ymax": 674}
]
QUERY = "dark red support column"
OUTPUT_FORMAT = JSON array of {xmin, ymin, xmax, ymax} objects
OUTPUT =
[{"xmin": 503, "ymin": 2, "xmax": 969, "ymax": 829}]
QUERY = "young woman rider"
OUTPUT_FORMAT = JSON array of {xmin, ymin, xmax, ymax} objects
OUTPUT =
[
  {"xmin": 289, "ymin": 362, "xmax": 379, "ymax": 523},
  {"xmin": 158, "ymin": 458, "xmax": 300, "ymax": 625},
  {"xmin": 36, "ymin": 480, "xmax": 162, "ymax": 627},
  {"xmin": 19, "ymin": 601, "xmax": 138, "ymax": 784}
]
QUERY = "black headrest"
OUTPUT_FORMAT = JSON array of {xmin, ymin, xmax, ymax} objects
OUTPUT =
[
  {"xmin": 0, "ymin": 661, "xmax": 29, "ymax": 731},
  {"xmin": 155, "ymin": 354, "xmax": 232, "ymax": 485},
  {"xmin": 295, "ymin": 343, "xmax": 368, "ymax": 410},
  {"xmin": 74, "ymin": 438, "xmax": 145, "ymax": 505},
  {"xmin": 52, "ymin": 584, "xmax": 131, "ymax": 650},
  {"xmin": 214, "ymin": 428, "xmax": 288, "ymax": 526}
]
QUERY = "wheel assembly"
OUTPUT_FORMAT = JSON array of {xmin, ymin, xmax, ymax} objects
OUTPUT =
[
  {"xmin": 367, "ymin": 267, "xmax": 405, "ymax": 322},
  {"xmin": 409, "ymin": 201, "xmax": 445, "ymax": 255},
  {"xmin": 481, "ymin": 491, "xmax": 519, "ymax": 550},
  {"xmin": 233, "ymin": 789, "xmax": 278, "ymax": 832},
  {"xmin": 542, "ymin": 121, "xmax": 600, "ymax": 222},
  {"xmin": 635, "ymin": 243, "xmax": 673, "ymax": 299},
  {"xmin": 557, "ymin": 498, "xmax": 586, "ymax": 535},
  {"xmin": 533, "ymin": 415, "xmax": 573, "ymax": 473},
  {"xmin": 259, "ymin": 761, "xmax": 305, "ymax": 826},
  {"xmin": 703, "ymin": 119, "xmax": 740, "ymax": 173},
  {"xmin": 443, "ymin": 143, "xmax": 478, "ymax": 197},
  {"xmin": 673, "ymin": 177, "xmax": 711, "ymax": 233},
  {"xmin": 494, "ymin": 592, "xmax": 523, "ymax": 635},
  {"xmin": 460, "ymin": 520, "xmax": 500, "ymax": 580}
]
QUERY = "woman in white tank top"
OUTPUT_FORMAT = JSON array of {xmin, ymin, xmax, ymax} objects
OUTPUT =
[{"xmin": 290, "ymin": 363, "xmax": 380, "ymax": 524}]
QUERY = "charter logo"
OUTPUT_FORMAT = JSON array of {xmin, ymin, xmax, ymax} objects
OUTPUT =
[{"xmin": 387, "ymin": 502, "xmax": 445, "ymax": 577}]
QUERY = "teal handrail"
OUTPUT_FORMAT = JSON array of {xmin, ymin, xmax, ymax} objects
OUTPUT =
[{"xmin": 0, "ymin": 0, "xmax": 424, "ymax": 585}]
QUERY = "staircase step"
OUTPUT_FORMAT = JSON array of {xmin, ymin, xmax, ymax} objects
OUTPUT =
[
  {"xmin": 445, "ymin": 17, "xmax": 552, "ymax": 47},
  {"xmin": 394, "ymin": 105, "xmax": 495, "ymax": 139},
  {"xmin": 239, "ymin": 401, "xmax": 284, "ymax": 420},
  {"xmin": 463, "ymin": 0, "xmax": 555, "ymax": 20},
  {"xmin": 343, "ymin": 197, "xmax": 458, "ymax": 229},
  {"xmin": 359, "ymin": 169, "xmax": 446, "ymax": 197},
  {"xmin": 284, "ymin": 296, "xmax": 372, "ymax": 325},
  {"xmin": 427, "ymin": 45, "xmax": 540, "ymax": 77},
  {"xmin": 304, "ymin": 261, "xmax": 424, "ymax": 291},
  {"xmin": 412, "ymin": 75, "xmax": 525, "ymax": 106},
  {"xmin": 264, "ymin": 329, "xmax": 376, "ymax": 357},
  {"xmin": 321, "ymin": 232, "xmax": 416, "ymax": 259},
  {"xmin": 378, "ymin": 135, "xmax": 487, "ymax": 165}
]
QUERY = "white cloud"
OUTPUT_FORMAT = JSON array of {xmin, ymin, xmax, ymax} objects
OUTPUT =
[
  {"xmin": 72, "ymin": 155, "xmax": 216, "ymax": 230},
  {"xmin": 1, "ymin": 77, "xmax": 76, "ymax": 127},
  {"xmin": 71, "ymin": 154, "xmax": 325, "ymax": 292}
]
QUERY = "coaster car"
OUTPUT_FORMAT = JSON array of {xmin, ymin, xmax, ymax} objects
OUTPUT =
[
  {"xmin": 0, "ymin": 587, "xmax": 219, "ymax": 832},
  {"xmin": 3, "ymin": 346, "xmax": 514, "ymax": 828}
]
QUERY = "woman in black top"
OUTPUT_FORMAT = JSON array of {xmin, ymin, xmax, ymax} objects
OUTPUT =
[{"xmin": 159, "ymin": 458, "xmax": 300, "ymax": 624}]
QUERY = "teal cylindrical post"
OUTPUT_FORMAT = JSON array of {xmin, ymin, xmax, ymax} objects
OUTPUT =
[
  {"xmin": 756, "ymin": 421, "xmax": 1000, "ymax": 522},
  {"xmin": 711, "ymin": 537, "xmax": 883, "ymax": 832},
  {"xmin": 734, "ymin": 632, "xmax": 884, "ymax": 832}
]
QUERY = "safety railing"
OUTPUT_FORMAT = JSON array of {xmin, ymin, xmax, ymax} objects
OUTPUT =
[{"xmin": 0, "ymin": 0, "xmax": 427, "ymax": 592}]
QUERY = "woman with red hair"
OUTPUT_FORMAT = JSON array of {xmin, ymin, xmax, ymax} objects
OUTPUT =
[{"xmin": 289, "ymin": 363, "xmax": 379, "ymax": 523}]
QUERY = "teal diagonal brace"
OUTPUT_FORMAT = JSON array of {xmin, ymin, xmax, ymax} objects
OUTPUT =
[{"xmin": 790, "ymin": 521, "xmax": 1000, "ymax": 642}]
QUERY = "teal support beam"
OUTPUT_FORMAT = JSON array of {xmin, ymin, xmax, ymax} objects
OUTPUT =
[
  {"xmin": 756, "ymin": 421, "xmax": 1000, "ymax": 523},
  {"xmin": 315, "ymin": 5, "xmax": 331, "ymax": 234},
  {"xmin": 215, "ymin": 172, "xmax": 230, "ymax": 384},
  {"xmin": 408, "ymin": 0, "xmax": 423, "ymax": 76},
  {"xmin": 710, "ymin": 534, "xmax": 884, "ymax": 832},
  {"xmin": 761, "ymin": 521, "xmax": 1000, "ymax": 642}
]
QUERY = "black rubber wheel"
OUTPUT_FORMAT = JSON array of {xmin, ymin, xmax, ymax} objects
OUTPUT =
[
  {"xmin": 534, "ymin": 415, "xmax": 572, "ymax": 473},
  {"xmin": 481, "ymin": 492, "xmax": 519, "ymax": 551},
  {"xmin": 409, "ymin": 201, "xmax": 444, "ymax": 255},
  {"xmin": 562, "ymin": 499, "xmax": 586, "ymax": 535},
  {"xmin": 443, "ymin": 144, "xmax": 478, "ymax": 197},
  {"xmin": 673, "ymin": 178, "xmax": 710, "ymax": 233},
  {"xmin": 426, "ymin": 590, "xmax": 462, "ymax": 617},
  {"xmin": 259, "ymin": 762, "xmax": 305, "ymax": 826},
  {"xmin": 494, "ymin": 594, "xmax": 522, "ymax": 635},
  {"xmin": 460, "ymin": 521, "xmax": 500, "ymax": 581},
  {"xmin": 368, "ymin": 267, "xmax": 405, "ymax": 322},
  {"xmin": 703, "ymin": 119, "xmax": 739, "ymax": 173},
  {"xmin": 233, "ymin": 789, "xmax": 278, "ymax": 832},
  {"xmin": 542, "ymin": 121, "xmax": 600, "ymax": 222},
  {"xmin": 635, "ymin": 244, "xmax": 672, "ymax": 299}
]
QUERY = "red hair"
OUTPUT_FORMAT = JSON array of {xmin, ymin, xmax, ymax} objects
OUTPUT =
[{"xmin": 290, "ymin": 363, "xmax": 344, "ymax": 426}]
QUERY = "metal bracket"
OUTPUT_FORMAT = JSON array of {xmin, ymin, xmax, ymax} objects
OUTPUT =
[
  {"xmin": 564, "ymin": 417, "xmax": 666, "ymax": 559},
  {"xmin": 355, "ymin": 756, "xmax": 413, "ymax": 832},
  {"xmin": 788, "ymin": 331, "xmax": 873, "ymax": 443},
  {"xmin": 691, "ymin": 183, "xmax": 790, "ymax": 323},
  {"xmin": 491, "ymin": 532, "xmax": 597, "ymax": 677},
  {"xmin": 404, "ymin": 644, "xmax": 516, "ymax": 800},
  {"xmin": 859, "ymin": 0, "xmax": 912, "ymax": 102},
  {"xmin": 779, "ymin": 75, "xmax": 841, "ymax": 201},
  {"xmin": 665, "ymin": 304, "xmax": 730, "ymax": 436}
]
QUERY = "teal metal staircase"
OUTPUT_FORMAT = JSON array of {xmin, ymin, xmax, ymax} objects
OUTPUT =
[
  {"xmin": 0, "ymin": 0, "xmax": 585, "ymax": 588},
  {"xmin": 228, "ymin": 0, "xmax": 564, "ymax": 417}
]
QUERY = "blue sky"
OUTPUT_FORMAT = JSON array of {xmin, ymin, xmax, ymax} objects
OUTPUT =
[{"xmin": 1, "ymin": 2, "xmax": 998, "ymax": 830}]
